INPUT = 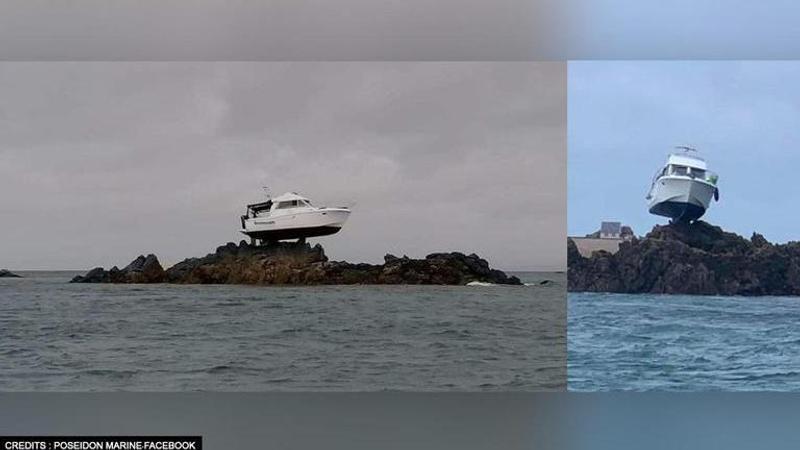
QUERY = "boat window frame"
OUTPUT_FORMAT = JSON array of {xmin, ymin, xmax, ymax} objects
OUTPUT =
[
  {"xmin": 276, "ymin": 200, "xmax": 296, "ymax": 209},
  {"xmin": 689, "ymin": 167, "xmax": 706, "ymax": 179},
  {"xmin": 669, "ymin": 164, "xmax": 690, "ymax": 176}
]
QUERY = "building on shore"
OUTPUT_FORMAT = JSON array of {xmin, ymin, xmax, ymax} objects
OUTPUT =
[{"xmin": 569, "ymin": 221, "xmax": 634, "ymax": 257}]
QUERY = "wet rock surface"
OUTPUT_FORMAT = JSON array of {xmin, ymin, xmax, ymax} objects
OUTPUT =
[
  {"xmin": 72, "ymin": 241, "xmax": 521, "ymax": 286},
  {"xmin": 0, "ymin": 269, "xmax": 21, "ymax": 278},
  {"xmin": 569, "ymin": 220, "xmax": 800, "ymax": 296}
]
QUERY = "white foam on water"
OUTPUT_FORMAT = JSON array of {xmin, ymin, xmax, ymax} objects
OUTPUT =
[{"xmin": 466, "ymin": 281, "xmax": 496, "ymax": 287}]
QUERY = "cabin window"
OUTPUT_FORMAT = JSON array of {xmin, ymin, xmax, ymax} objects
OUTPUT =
[
  {"xmin": 671, "ymin": 165, "xmax": 689, "ymax": 176},
  {"xmin": 690, "ymin": 167, "xmax": 706, "ymax": 179},
  {"xmin": 276, "ymin": 200, "xmax": 299, "ymax": 209}
]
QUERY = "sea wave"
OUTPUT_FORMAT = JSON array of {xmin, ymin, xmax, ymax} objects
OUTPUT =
[
  {"xmin": 0, "ymin": 273, "xmax": 565, "ymax": 391},
  {"xmin": 570, "ymin": 292, "xmax": 800, "ymax": 391}
]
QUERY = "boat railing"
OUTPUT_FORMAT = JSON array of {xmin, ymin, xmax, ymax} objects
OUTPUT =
[{"xmin": 646, "ymin": 169, "xmax": 662, "ymax": 199}]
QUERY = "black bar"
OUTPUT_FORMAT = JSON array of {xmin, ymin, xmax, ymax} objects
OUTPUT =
[{"xmin": 0, "ymin": 437, "xmax": 201, "ymax": 450}]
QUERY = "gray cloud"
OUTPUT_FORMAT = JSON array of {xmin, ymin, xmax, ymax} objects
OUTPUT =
[
  {"xmin": 0, "ymin": 0, "xmax": 559, "ymax": 60},
  {"xmin": 0, "ymin": 62, "xmax": 565, "ymax": 271}
]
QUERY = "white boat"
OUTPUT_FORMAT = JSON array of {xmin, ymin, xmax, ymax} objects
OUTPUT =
[
  {"xmin": 646, "ymin": 147, "xmax": 720, "ymax": 222},
  {"xmin": 240, "ymin": 191, "xmax": 351, "ymax": 243}
]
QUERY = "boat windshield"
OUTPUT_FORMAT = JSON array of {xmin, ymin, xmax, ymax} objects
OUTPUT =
[
  {"xmin": 689, "ymin": 167, "xmax": 706, "ymax": 179},
  {"xmin": 666, "ymin": 165, "xmax": 718, "ymax": 184},
  {"xmin": 670, "ymin": 165, "xmax": 689, "ymax": 176}
]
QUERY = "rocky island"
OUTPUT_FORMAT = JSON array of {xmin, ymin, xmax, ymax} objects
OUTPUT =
[
  {"xmin": 71, "ymin": 241, "xmax": 522, "ymax": 286},
  {"xmin": 0, "ymin": 269, "xmax": 21, "ymax": 278},
  {"xmin": 569, "ymin": 220, "xmax": 800, "ymax": 296}
]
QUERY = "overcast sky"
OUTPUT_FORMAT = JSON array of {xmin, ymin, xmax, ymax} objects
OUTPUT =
[
  {"xmin": 569, "ymin": 61, "xmax": 800, "ymax": 243},
  {"xmin": 0, "ymin": 62, "xmax": 565, "ymax": 271}
]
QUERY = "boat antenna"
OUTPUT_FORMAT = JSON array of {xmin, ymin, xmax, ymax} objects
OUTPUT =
[{"xmin": 675, "ymin": 145, "xmax": 697, "ymax": 153}]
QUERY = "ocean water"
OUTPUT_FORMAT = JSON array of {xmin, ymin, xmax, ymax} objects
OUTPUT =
[
  {"xmin": 0, "ymin": 271, "xmax": 565, "ymax": 391},
  {"xmin": 570, "ymin": 292, "xmax": 800, "ymax": 391}
]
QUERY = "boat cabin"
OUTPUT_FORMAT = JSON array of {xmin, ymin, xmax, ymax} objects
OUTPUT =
[
  {"xmin": 243, "ymin": 192, "xmax": 314, "ymax": 219},
  {"xmin": 654, "ymin": 152, "xmax": 717, "ymax": 183}
]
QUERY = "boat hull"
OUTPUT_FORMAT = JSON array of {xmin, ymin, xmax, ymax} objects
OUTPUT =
[
  {"xmin": 647, "ymin": 177, "xmax": 716, "ymax": 221},
  {"xmin": 241, "ymin": 208, "xmax": 350, "ymax": 241},
  {"xmin": 243, "ymin": 225, "xmax": 344, "ymax": 241}
]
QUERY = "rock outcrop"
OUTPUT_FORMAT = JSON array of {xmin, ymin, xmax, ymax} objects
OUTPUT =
[
  {"xmin": 71, "ymin": 254, "xmax": 165, "ymax": 283},
  {"xmin": 569, "ymin": 220, "xmax": 800, "ymax": 296},
  {"xmin": 0, "ymin": 269, "xmax": 21, "ymax": 278},
  {"xmin": 71, "ymin": 241, "xmax": 522, "ymax": 286}
]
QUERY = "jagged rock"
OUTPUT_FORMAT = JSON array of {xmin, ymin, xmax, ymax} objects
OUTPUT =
[
  {"xmin": 751, "ymin": 232, "xmax": 770, "ymax": 248},
  {"xmin": 0, "ymin": 269, "xmax": 21, "ymax": 278},
  {"xmin": 71, "ymin": 267, "xmax": 109, "ymax": 283},
  {"xmin": 165, "ymin": 241, "xmax": 329, "ymax": 284},
  {"xmin": 70, "ymin": 254, "xmax": 166, "ymax": 283},
  {"xmin": 71, "ymin": 242, "xmax": 521, "ymax": 286},
  {"xmin": 569, "ymin": 220, "xmax": 800, "ymax": 296}
]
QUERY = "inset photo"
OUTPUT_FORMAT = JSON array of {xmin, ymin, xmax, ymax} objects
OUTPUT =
[
  {"xmin": 569, "ymin": 61, "xmax": 800, "ymax": 391},
  {"xmin": 0, "ymin": 62, "xmax": 566, "ymax": 391}
]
